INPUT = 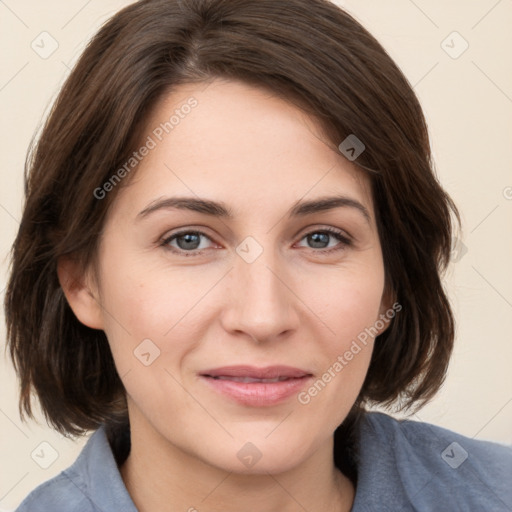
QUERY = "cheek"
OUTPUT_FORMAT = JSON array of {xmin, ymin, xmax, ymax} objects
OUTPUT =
[
  {"xmin": 295, "ymin": 262, "xmax": 385, "ymax": 409},
  {"xmin": 96, "ymin": 256, "xmax": 214, "ymax": 375},
  {"xmin": 303, "ymin": 260, "xmax": 385, "ymax": 344}
]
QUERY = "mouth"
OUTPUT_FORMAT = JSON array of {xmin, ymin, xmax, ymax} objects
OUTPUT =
[
  {"xmin": 199, "ymin": 365, "xmax": 313, "ymax": 406},
  {"xmin": 208, "ymin": 375, "xmax": 297, "ymax": 383}
]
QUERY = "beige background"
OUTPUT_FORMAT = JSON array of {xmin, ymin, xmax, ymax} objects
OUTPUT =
[{"xmin": 1, "ymin": 0, "xmax": 511, "ymax": 510}]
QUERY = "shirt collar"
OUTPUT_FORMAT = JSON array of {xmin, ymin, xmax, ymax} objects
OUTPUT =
[
  {"xmin": 63, "ymin": 426, "xmax": 137, "ymax": 512},
  {"xmin": 64, "ymin": 413, "xmax": 407, "ymax": 511}
]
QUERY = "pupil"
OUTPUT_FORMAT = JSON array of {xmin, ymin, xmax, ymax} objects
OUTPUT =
[
  {"xmin": 309, "ymin": 232, "xmax": 328, "ymax": 248},
  {"xmin": 178, "ymin": 233, "xmax": 200, "ymax": 250}
]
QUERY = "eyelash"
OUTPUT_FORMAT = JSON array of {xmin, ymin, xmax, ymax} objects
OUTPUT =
[{"xmin": 160, "ymin": 227, "xmax": 352, "ymax": 257}]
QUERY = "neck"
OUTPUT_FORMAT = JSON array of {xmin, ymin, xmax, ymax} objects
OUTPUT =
[{"xmin": 119, "ymin": 419, "xmax": 355, "ymax": 512}]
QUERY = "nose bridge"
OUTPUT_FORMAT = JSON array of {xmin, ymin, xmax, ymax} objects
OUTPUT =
[{"xmin": 222, "ymin": 240, "xmax": 298, "ymax": 341}]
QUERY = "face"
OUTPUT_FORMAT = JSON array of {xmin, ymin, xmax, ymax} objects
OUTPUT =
[{"xmin": 73, "ymin": 79, "xmax": 391, "ymax": 474}]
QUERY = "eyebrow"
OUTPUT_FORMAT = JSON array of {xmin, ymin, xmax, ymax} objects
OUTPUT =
[{"xmin": 137, "ymin": 195, "xmax": 371, "ymax": 223}]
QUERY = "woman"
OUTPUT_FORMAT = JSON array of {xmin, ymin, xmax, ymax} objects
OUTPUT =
[{"xmin": 5, "ymin": 0, "xmax": 511, "ymax": 510}]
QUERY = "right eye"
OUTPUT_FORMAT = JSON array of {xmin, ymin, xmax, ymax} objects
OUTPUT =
[{"xmin": 161, "ymin": 230, "xmax": 217, "ymax": 256}]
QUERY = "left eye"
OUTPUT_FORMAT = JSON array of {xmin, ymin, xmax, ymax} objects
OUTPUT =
[
  {"xmin": 296, "ymin": 228, "xmax": 351, "ymax": 251},
  {"xmin": 161, "ymin": 228, "xmax": 351, "ymax": 256}
]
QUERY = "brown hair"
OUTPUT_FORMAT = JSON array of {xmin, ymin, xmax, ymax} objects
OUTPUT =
[{"xmin": 5, "ymin": 0, "xmax": 459, "ymax": 456}]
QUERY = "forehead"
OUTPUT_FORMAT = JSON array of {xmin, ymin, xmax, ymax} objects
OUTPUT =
[{"xmin": 111, "ymin": 79, "xmax": 374, "ymax": 222}]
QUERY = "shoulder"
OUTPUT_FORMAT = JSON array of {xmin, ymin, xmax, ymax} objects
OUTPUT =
[
  {"xmin": 364, "ymin": 411, "xmax": 512, "ymax": 473},
  {"xmin": 14, "ymin": 472, "xmax": 94, "ymax": 512},
  {"xmin": 355, "ymin": 411, "xmax": 512, "ymax": 511},
  {"xmin": 15, "ymin": 427, "xmax": 136, "ymax": 512}
]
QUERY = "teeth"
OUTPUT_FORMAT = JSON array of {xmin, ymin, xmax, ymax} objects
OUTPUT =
[{"xmin": 213, "ymin": 376, "xmax": 292, "ymax": 383}]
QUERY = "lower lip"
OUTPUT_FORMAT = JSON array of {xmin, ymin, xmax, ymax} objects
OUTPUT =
[{"xmin": 200, "ymin": 375, "xmax": 312, "ymax": 406}]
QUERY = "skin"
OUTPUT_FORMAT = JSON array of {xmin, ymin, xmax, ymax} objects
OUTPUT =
[{"xmin": 59, "ymin": 78, "xmax": 392, "ymax": 512}]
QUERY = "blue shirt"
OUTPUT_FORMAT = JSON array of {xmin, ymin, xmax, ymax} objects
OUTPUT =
[{"xmin": 15, "ymin": 412, "xmax": 512, "ymax": 511}]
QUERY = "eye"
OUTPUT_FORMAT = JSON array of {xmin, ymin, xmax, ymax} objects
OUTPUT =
[
  {"xmin": 160, "ymin": 227, "xmax": 352, "ymax": 257},
  {"xmin": 161, "ymin": 230, "xmax": 215, "ymax": 256},
  {"xmin": 296, "ymin": 227, "xmax": 352, "ymax": 253}
]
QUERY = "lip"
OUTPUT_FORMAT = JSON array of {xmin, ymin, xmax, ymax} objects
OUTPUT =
[{"xmin": 199, "ymin": 365, "xmax": 313, "ymax": 406}]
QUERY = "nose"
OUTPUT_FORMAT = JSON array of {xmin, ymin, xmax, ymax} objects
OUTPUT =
[{"xmin": 220, "ymin": 247, "xmax": 300, "ymax": 344}]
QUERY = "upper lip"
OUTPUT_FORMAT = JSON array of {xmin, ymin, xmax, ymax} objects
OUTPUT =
[{"xmin": 200, "ymin": 365, "xmax": 312, "ymax": 379}]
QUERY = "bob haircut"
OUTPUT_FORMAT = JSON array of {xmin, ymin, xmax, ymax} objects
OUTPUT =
[{"xmin": 5, "ymin": 0, "xmax": 459, "ymax": 454}]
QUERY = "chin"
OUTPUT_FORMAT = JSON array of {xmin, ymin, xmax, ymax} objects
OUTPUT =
[{"xmin": 193, "ymin": 429, "xmax": 319, "ymax": 476}]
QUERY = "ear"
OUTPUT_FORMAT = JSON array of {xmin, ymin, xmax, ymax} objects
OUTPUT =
[
  {"xmin": 375, "ymin": 285, "xmax": 397, "ymax": 337},
  {"xmin": 57, "ymin": 256, "xmax": 104, "ymax": 330}
]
